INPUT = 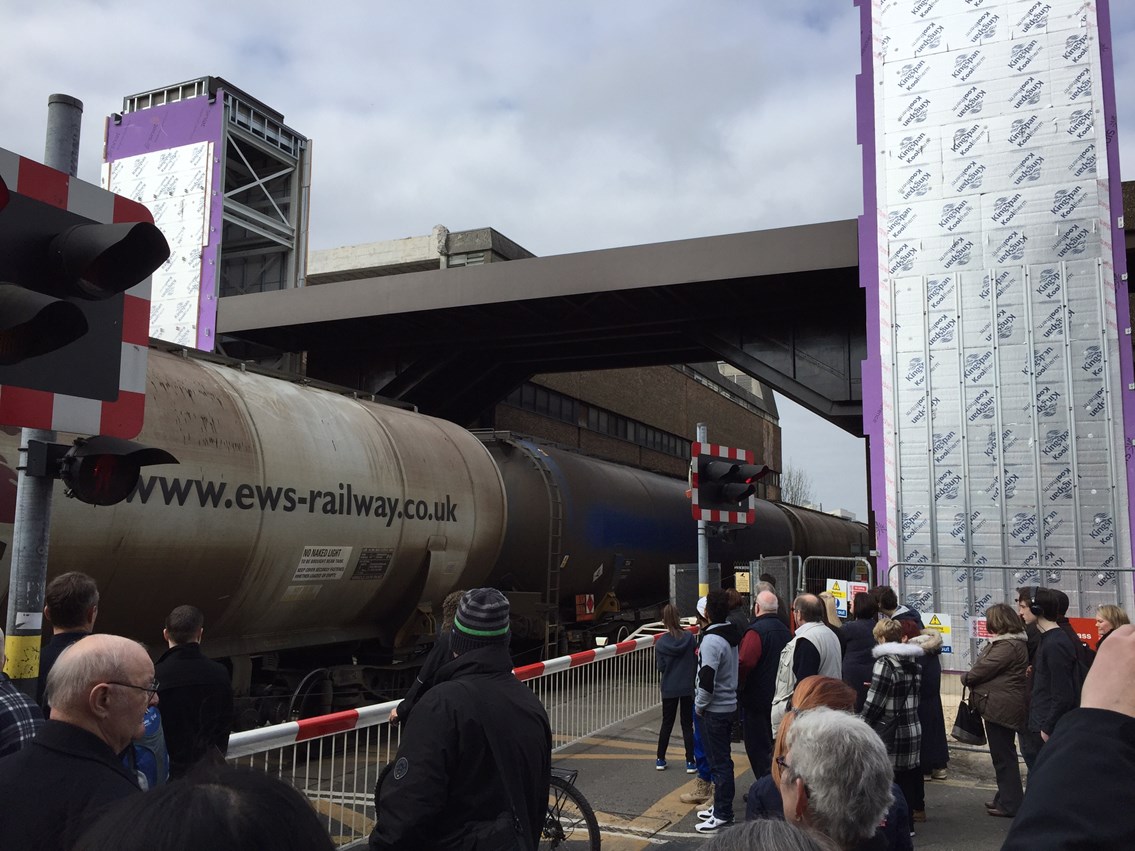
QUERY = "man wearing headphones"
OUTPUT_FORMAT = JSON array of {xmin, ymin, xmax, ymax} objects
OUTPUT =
[
  {"xmin": 1018, "ymin": 587, "xmax": 1079, "ymax": 750},
  {"xmin": 1014, "ymin": 587, "xmax": 1045, "ymax": 770}
]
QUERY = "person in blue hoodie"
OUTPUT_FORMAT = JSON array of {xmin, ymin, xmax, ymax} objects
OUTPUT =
[
  {"xmin": 694, "ymin": 589, "xmax": 742, "ymax": 834},
  {"xmin": 654, "ymin": 603, "xmax": 696, "ymax": 772}
]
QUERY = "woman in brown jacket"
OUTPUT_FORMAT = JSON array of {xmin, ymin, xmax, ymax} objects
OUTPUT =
[{"xmin": 961, "ymin": 603, "xmax": 1029, "ymax": 818}]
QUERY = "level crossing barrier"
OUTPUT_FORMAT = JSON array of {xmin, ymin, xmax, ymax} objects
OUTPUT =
[{"xmin": 226, "ymin": 631, "xmax": 667, "ymax": 847}]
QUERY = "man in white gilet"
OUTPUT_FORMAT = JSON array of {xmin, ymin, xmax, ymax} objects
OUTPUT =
[{"xmin": 770, "ymin": 594, "xmax": 843, "ymax": 733}]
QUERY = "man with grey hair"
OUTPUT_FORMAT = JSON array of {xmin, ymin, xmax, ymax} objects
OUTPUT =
[
  {"xmin": 738, "ymin": 590, "xmax": 791, "ymax": 777},
  {"xmin": 757, "ymin": 577, "xmax": 792, "ymax": 628},
  {"xmin": 771, "ymin": 594, "xmax": 843, "ymax": 732},
  {"xmin": 0, "ymin": 634, "xmax": 151, "ymax": 849},
  {"xmin": 779, "ymin": 707, "xmax": 895, "ymax": 850},
  {"xmin": 0, "ymin": 626, "xmax": 44, "ymax": 757}
]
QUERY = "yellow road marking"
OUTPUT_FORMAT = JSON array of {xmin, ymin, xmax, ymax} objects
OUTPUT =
[
  {"xmin": 591, "ymin": 753, "xmax": 754, "ymax": 849},
  {"xmin": 562, "ymin": 735, "xmax": 661, "ymax": 751},
  {"xmin": 311, "ymin": 798, "xmax": 374, "ymax": 836}
]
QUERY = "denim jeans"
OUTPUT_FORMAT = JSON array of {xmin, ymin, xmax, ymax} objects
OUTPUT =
[
  {"xmin": 692, "ymin": 711, "xmax": 711, "ymax": 781},
  {"xmin": 701, "ymin": 709, "xmax": 735, "ymax": 821}
]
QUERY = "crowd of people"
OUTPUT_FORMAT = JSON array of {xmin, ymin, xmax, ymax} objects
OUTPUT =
[
  {"xmin": 0, "ymin": 572, "xmax": 258, "ymax": 849},
  {"xmin": 652, "ymin": 577, "xmax": 1133, "ymax": 849},
  {"xmin": 0, "ymin": 578, "xmax": 554, "ymax": 851},
  {"xmin": 2, "ymin": 567, "xmax": 1132, "ymax": 850}
]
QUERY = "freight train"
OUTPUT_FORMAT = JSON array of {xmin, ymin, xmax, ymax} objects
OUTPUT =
[{"xmin": 0, "ymin": 348, "xmax": 868, "ymax": 722}]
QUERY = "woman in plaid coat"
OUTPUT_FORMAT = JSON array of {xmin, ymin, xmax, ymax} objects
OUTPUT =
[{"xmin": 860, "ymin": 618, "xmax": 924, "ymax": 837}]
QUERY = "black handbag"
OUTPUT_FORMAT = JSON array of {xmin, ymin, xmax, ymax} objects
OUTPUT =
[
  {"xmin": 951, "ymin": 687, "xmax": 987, "ymax": 746},
  {"xmin": 871, "ymin": 714, "xmax": 899, "ymax": 748}
]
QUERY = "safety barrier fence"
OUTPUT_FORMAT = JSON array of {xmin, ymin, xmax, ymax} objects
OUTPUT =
[
  {"xmin": 226, "ymin": 631, "xmax": 665, "ymax": 847},
  {"xmin": 801, "ymin": 556, "xmax": 874, "ymax": 611}
]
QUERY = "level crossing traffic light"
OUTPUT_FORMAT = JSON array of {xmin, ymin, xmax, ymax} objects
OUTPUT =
[
  {"xmin": 25, "ymin": 435, "xmax": 178, "ymax": 506},
  {"xmin": 0, "ymin": 148, "xmax": 169, "ymax": 437},
  {"xmin": 690, "ymin": 442, "xmax": 770, "ymax": 524}
]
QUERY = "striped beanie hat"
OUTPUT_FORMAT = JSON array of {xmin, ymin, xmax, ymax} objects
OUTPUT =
[{"xmin": 452, "ymin": 588, "xmax": 511, "ymax": 654}]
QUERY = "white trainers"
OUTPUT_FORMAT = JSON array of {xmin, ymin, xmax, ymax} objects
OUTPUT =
[
  {"xmin": 694, "ymin": 814, "xmax": 734, "ymax": 833},
  {"xmin": 697, "ymin": 806, "xmax": 714, "ymax": 821}
]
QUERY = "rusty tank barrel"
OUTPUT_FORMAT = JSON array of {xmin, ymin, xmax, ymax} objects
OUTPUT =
[{"xmin": 0, "ymin": 349, "xmax": 507, "ymax": 659}]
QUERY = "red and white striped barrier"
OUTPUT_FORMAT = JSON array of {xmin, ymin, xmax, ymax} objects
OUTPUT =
[
  {"xmin": 227, "ymin": 701, "xmax": 395, "ymax": 759},
  {"xmin": 512, "ymin": 632, "xmax": 662, "ymax": 682},
  {"xmin": 227, "ymin": 631, "xmax": 668, "ymax": 758}
]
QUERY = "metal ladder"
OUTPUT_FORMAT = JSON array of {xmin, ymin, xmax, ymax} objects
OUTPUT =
[{"xmin": 528, "ymin": 446, "xmax": 565, "ymax": 659}]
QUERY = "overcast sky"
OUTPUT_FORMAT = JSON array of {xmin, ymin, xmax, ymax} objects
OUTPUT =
[{"xmin": 4, "ymin": 1, "xmax": 1134, "ymax": 520}]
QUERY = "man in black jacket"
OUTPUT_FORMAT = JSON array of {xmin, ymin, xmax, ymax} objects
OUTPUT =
[
  {"xmin": 388, "ymin": 589, "xmax": 464, "ymax": 727},
  {"xmin": 737, "ymin": 590, "xmax": 791, "ymax": 778},
  {"xmin": 1025, "ymin": 587, "xmax": 1079, "ymax": 745},
  {"xmin": 1015, "ymin": 586, "xmax": 1045, "ymax": 770},
  {"xmin": 370, "ymin": 588, "xmax": 552, "ymax": 851},
  {"xmin": 155, "ymin": 605, "xmax": 235, "ymax": 776},
  {"xmin": 1002, "ymin": 624, "xmax": 1135, "ymax": 850},
  {"xmin": 0, "ymin": 634, "xmax": 149, "ymax": 849}
]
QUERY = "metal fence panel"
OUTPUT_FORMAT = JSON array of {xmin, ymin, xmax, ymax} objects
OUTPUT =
[
  {"xmin": 752, "ymin": 554, "xmax": 800, "ymax": 595},
  {"xmin": 669, "ymin": 562, "xmax": 721, "ymax": 616},
  {"xmin": 801, "ymin": 556, "xmax": 873, "ymax": 601}
]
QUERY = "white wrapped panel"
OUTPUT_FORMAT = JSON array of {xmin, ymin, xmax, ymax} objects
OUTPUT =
[
  {"xmin": 887, "ymin": 128, "xmax": 942, "ymax": 169},
  {"xmin": 1007, "ymin": 506, "xmax": 1041, "ymax": 547},
  {"xmin": 900, "ymin": 508, "xmax": 933, "ymax": 549},
  {"xmin": 930, "ymin": 373, "xmax": 962, "ymax": 421},
  {"xmin": 887, "ymin": 160, "xmax": 946, "ymax": 205},
  {"xmin": 106, "ymin": 141, "xmax": 211, "ymax": 347},
  {"xmin": 1006, "ymin": 0, "xmax": 1093, "ymax": 36},
  {"xmin": 874, "ymin": 0, "xmax": 1127, "ymax": 575}
]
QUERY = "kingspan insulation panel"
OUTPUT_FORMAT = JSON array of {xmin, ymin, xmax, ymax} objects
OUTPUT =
[{"xmin": 859, "ymin": 0, "xmax": 1134, "ymax": 664}]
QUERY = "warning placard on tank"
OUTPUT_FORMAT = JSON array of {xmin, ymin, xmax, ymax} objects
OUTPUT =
[
  {"xmin": 293, "ymin": 546, "xmax": 353, "ymax": 581},
  {"xmin": 351, "ymin": 548, "xmax": 394, "ymax": 581}
]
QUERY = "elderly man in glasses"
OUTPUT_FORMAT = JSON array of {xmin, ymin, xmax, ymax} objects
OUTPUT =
[
  {"xmin": 0, "ymin": 634, "xmax": 154, "ymax": 850},
  {"xmin": 778, "ymin": 708, "xmax": 895, "ymax": 851}
]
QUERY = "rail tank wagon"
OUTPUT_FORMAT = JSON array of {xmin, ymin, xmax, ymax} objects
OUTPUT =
[
  {"xmin": 485, "ymin": 436, "xmax": 696, "ymax": 605},
  {"xmin": 0, "ymin": 348, "xmax": 870, "ymax": 711},
  {"xmin": 0, "ymin": 349, "xmax": 508, "ymax": 663},
  {"xmin": 482, "ymin": 437, "xmax": 869, "ymax": 646}
]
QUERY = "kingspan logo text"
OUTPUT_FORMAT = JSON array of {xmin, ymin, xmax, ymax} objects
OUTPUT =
[{"xmin": 1008, "ymin": 115, "xmax": 1040, "ymax": 148}]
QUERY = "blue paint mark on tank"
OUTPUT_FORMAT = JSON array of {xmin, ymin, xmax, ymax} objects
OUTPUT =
[{"xmin": 583, "ymin": 504, "xmax": 691, "ymax": 553}]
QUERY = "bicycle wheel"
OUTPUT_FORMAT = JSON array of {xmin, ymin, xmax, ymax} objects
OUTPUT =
[{"xmin": 541, "ymin": 774, "xmax": 601, "ymax": 850}]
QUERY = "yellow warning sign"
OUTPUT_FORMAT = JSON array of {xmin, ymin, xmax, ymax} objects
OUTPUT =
[
  {"xmin": 825, "ymin": 579, "xmax": 849, "ymax": 619},
  {"xmin": 924, "ymin": 612, "xmax": 953, "ymax": 653}
]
